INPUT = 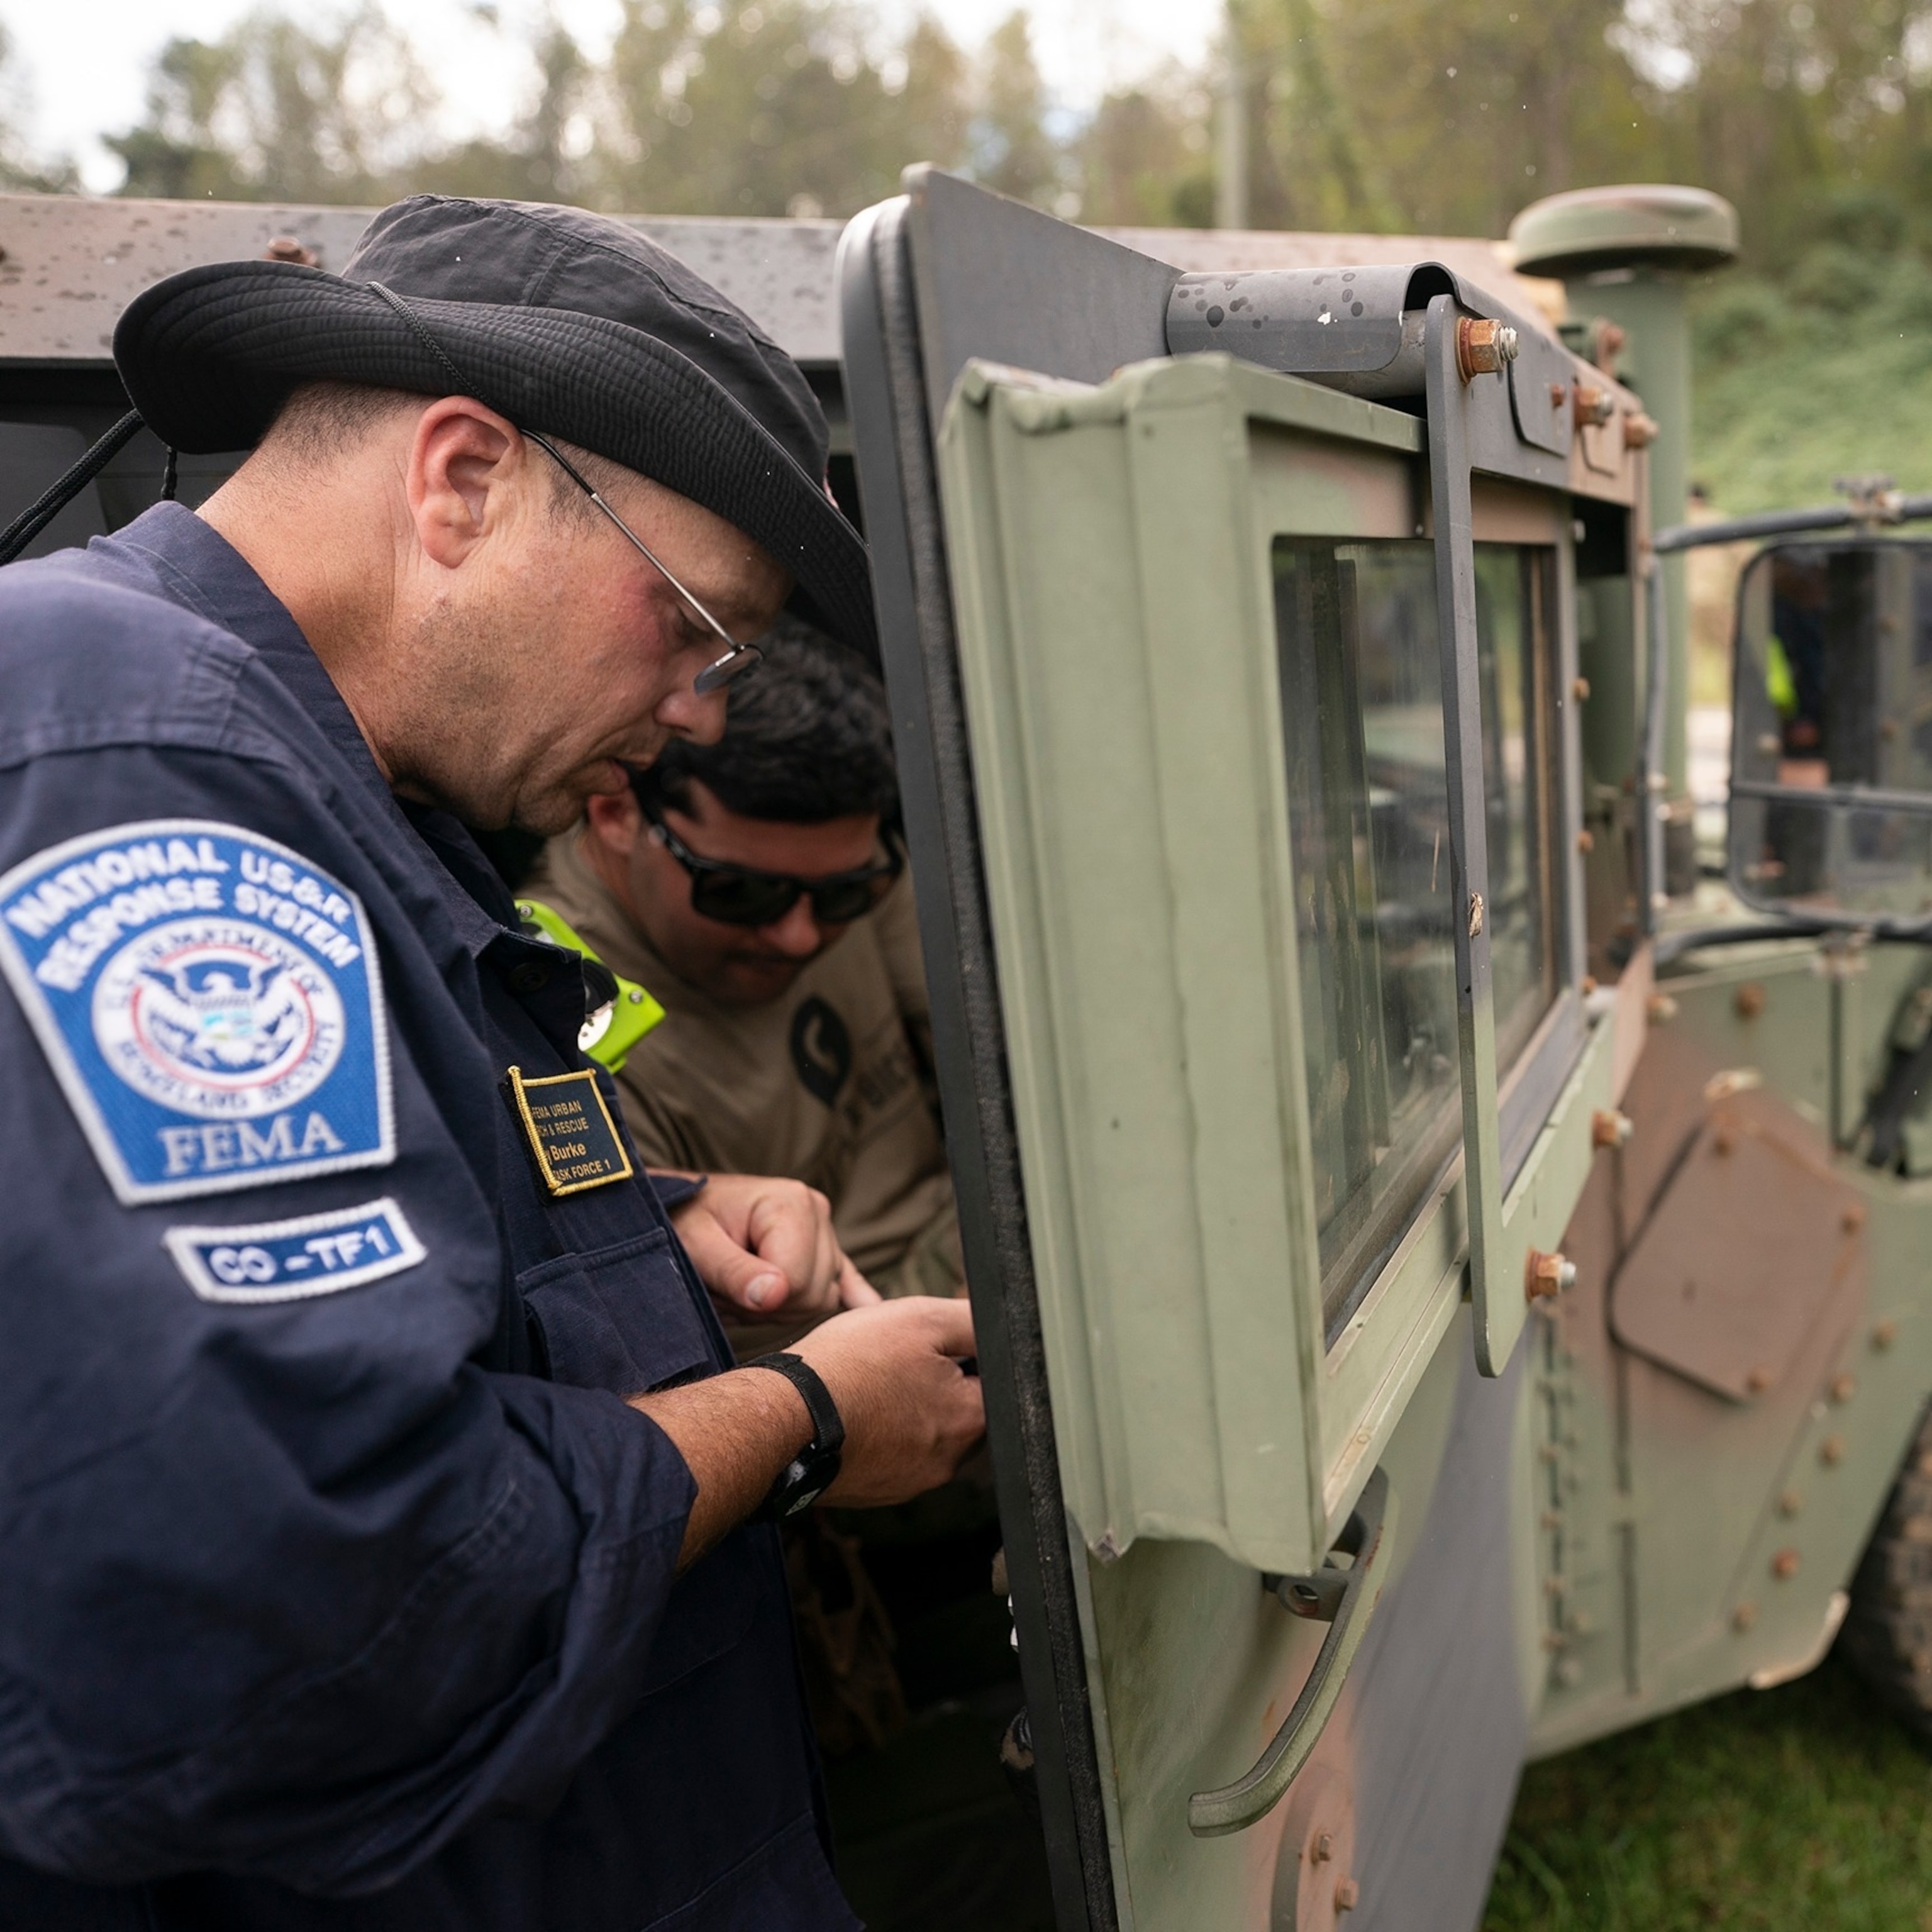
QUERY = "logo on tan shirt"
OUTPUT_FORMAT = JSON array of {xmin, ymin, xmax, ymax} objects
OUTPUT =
[{"xmin": 790, "ymin": 996, "xmax": 853, "ymax": 1106}]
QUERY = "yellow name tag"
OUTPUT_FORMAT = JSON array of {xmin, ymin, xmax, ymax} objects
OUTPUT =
[{"xmin": 506, "ymin": 1065, "xmax": 636, "ymax": 1197}]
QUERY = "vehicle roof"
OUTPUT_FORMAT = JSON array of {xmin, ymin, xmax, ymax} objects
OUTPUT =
[{"xmin": 0, "ymin": 192, "xmax": 1565, "ymax": 369}]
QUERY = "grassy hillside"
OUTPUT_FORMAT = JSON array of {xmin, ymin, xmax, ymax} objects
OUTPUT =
[{"xmin": 1692, "ymin": 244, "xmax": 1932, "ymax": 513}]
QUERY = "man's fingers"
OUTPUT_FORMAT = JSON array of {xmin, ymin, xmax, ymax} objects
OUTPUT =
[
  {"xmin": 836, "ymin": 1253, "xmax": 882, "ymax": 1308},
  {"xmin": 741, "ymin": 1186, "xmax": 822, "ymax": 1301},
  {"xmin": 679, "ymin": 1206, "xmax": 791, "ymax": 1313}
]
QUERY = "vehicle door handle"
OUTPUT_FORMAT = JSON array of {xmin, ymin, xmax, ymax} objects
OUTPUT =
[{"xmin": 1186, "ymin": 1469, "xmax": 1396, "ymax": 1837}]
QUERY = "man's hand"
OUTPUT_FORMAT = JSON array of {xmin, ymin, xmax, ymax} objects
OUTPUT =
[
  {"xmin": 792, "ymin": 1297, "xmax": 984, "ymax": 1507},
  {"xmin": 632, "ymin": 1296, "xmax": 984, "ymax": 1565},
  {"xmin": 666, "ymin": 1171, "xmax": 882, "ymax": 1320}
]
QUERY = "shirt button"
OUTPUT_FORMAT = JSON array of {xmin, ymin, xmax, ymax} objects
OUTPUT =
[{"xmin": 508, "ymin": 962, "xmax": 551, "ymax": 994}]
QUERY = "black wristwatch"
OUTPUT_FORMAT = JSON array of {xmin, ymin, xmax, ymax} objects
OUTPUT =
[{"xmin": 748, "ymin": 1352, "xmax": 845, "ymax": 1521}]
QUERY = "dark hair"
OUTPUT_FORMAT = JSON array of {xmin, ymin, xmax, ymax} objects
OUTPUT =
[{"xmin": 635, "ymin": 619, "xmax": 898, "ymax": 824}]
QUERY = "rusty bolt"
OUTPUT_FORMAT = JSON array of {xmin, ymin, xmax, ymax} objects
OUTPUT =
[
  {"xmin": 1735, "ymin": 982, "xmax": 1766, "ymax": 1019},
  {"xmin": 1821, "ymin": 1435, "xmax": 1846, "ymax": 1467},
  {"xmin": 1592, "ymin": 1108, "xmax": 1635, "ymax": 1150},
  {"xmin": 1312, "ymin": 1830, "xmax": 1335, "ymax": 1865},
  {"xmin": 1580, "ymin": 973, "xmax": 1599, "ymax": 996},
  {"xmin": 1526, "ymin": 1250, "xmax": 1577, "ymax": 1301},
  {"xmin": 1577, "ymin": 828, "xmax": 1596, "ymax": 855},
  {"xmin": 1572, "ymin": 381, "xmax": 1616, "ymax": 428},
  {"xmin": 1874, "ymin": 1320, "xmax": 1899, "ymax": 1352},
  {"xmin": 1831, "ymin": 1372, "xmax": 1857, "ymax": 1404},
  {"xmin": 1745, "ymin": 1367, "xmax": 1771, "ymax": 1395},
  {"xmin": 1777, "ymin": 1489, "xmax": 1802, "ymax": 1517},
  {"xmin": 1549, "ymin": 380, "xmax": 1568, "ymax": 408},
  {"xmin": 1648, "ymin": 994, "xmax": 1679, "ymax": 1023},
  {"xmin": 1457, "ymin": 316, "xmax": 1520, "ymax": 382},
  {"xmin": 262, "ymin": 235, "xmax": 319, "ymax": 266},
  {"xmin": 1623, "ymin": 411, "xmax": 1661, "ymax": 449},
  {"xmin": 1772, "ymin": 1548, "xmax": 1801, "ymax": 1580},
  {"xmin": 1733, "ymin": 1602, "xmax": 1758, "ymax": 1631},
  {"xmin": 1842, "ymin": 1202, "xmax": 1867, "ymax": 1234},
  {"xmin": 1573, "ymin": 675, "xmax": 1592, "ymax": 702},
  {"xmin": 1335, "ymin": 1875, "xmax": 1361, "ymax": 1913}
]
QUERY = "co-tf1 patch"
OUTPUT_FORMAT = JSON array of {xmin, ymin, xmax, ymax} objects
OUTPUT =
[{"xmin": 0, "ymin": 818, "xmax": 394, "ymax": 1204}]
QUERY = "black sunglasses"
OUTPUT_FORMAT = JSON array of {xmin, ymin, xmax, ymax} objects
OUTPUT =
[{"xmin": 643, "ymin": 801, "xmax": 903, "ymax": 928}]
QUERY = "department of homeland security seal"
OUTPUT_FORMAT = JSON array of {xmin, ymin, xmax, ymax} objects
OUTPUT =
[{"xmin": 0, "ymin": 819, "xmax": 392, "ymax": 1202}]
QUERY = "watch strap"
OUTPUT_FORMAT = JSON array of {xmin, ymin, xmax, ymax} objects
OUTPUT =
[
  {"xmin": 746, "ymin": 1351, "xmax": 846, "ymax": 1453},
  {"xmin": 746, "ymin": 1351, "xmax": 845, "ymax": 1522}
]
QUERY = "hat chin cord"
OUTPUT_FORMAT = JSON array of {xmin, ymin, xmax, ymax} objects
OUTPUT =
[{"xmin": 0, "ymin": 409, "xmax": 148, "ymax": 564}]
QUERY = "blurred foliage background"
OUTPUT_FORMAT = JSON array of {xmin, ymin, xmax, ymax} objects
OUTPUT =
[{"xmin": 3, "ymin": 0, "xmax": 1931, "ymax": 504}]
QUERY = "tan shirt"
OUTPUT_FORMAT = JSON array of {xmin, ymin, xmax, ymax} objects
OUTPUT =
[{"xmin": 527, "ymin": 832, "xmax": 964, "ymax": 1324}]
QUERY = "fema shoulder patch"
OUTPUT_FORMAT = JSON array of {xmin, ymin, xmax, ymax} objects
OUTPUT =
[{"xmin": 0, "ymin": 818, "xmax": 394, "ymax": 1204}]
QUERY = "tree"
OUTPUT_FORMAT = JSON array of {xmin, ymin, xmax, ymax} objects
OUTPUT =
[
  {"xmin": 972, "ymin": 11, "xmax": 1060, "ymax": 208},
  {"xmin": 1077, "ymin": 69, "xmax": 1213, "ymax": 226},
  {"xmin": 109, "ymin": 7, "xmax": 433, "ymax": 203}
]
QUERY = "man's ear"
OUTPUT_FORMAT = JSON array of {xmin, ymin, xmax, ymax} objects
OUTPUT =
[
  {"xmin": 586, "ymin": 786, "xmax": 645, "ymax": 858},
  {"xmin": 406, "ymin": 397, "xmax": 526, "ymax": 570}
]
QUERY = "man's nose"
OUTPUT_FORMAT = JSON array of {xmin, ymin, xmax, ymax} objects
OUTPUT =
[
  {"xmin": 760, "ymin": 898, "xmax": 824, "ymax": 957},
  {"xmin": 660, "ymin": 680, "xmax": 728, "ymax": 747}
]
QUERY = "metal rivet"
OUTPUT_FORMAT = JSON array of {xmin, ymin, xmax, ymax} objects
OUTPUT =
[
  {"xmin": 1874, "ymin": 1321, "xmax": 1899, "ymax": 1352},
  {"xmin": 1572, "ymin": 380, "xmax": 1615, "ymax": 428},
  {"xmin": 1577, "ymin": 828, "xmax": 1596, "ymax": 855},
  {"xmin": 1777, "ymin": 1490, "xmax": 1802, "ymax": 1518},
  {"xmin": 1592, "ymin": 1109, "xmax": 1634, "ymax": 1150},
  {"xmin": 1526, "ymin": 1250, "xmax": 1577, "ymax": 1301},
  {"xmin": 1746, "ymin": 1367, "xmax": 1770, "ymax": 1394},
  {"xmin": 1843, "ymin": 1203, "xmax": 1867, "ymax": 1233},
  {"xmin": 1457, "ymin": 316, "xmax": 1519, "ymax": 382},
  {"xmin": 1772, "ymin": 1548, "xmax": 1801, "ymax": 1580},
  {"xmin": 1821, "ymin": 1436, "xmax": 1846, "ymax": 1466},
  {"xmin": 1335, "ymin": 1875, "xmax": 1361, "ymax": 1913},
  {"xmin": 1572, "ymin": 675, "xmax": 1592, "ymax": 702},
  {"xmin": 1549, "ymin": 380, "xmax": 1568, "ymax": 408},
  {"xmin": 1313, "ymin": 1831, "xmax": 1335, "ymax": 1865},
  {"xmin": 1735, "ymin": 982, "xmax": 1766, "ymax": 1019},
  {"xmin": 1713, "ymin": 1126, "xmax": 1736, "ymax": 1157},
  {"xmin": 1648, "ymin": 994, "xmax": 1679, "ymax": 1023},
  {"xmin": 1580, "ymin": 974, "xmax": 1599, "ymax": 996},
  {"xmin": 628, "ymin": 989, "xmax": 646, "ymax": 1004},
  {"xmin": 1733, "ymin": 1602, "xmax": 1758, "ymax": 1631},
  {"xmin": 1831, "ymin": 1372, "xmax": 1857, "ymax": 1404}
]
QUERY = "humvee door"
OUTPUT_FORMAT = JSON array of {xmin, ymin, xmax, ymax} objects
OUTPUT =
[{"xmin": 840, "ymin": 169, "xmax": 1638, "ymax": 1930}]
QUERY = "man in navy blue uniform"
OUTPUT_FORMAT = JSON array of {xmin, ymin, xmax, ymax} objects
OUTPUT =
[{"xmin": 0, "ymin": 196, "xmax": 985, "ymax": 1929}]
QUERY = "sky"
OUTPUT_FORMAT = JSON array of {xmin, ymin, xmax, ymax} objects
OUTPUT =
[{"xmin": 4, "ymin": 0, "xmax": 1220, "ymax": 193}]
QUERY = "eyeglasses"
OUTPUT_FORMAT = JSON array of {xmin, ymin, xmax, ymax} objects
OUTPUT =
[
  {"xmin": 526, "ymin": 432, "xmax": 764, "ymax": 696},
  {"xmin": 360, "ymin": 282, "xmax": 765, "ymax": 696},
  {"xmin": 643, "ymin": 799, "xmax": 903, "ymax": 928}
]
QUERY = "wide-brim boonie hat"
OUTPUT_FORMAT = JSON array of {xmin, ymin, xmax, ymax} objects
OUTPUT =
[{"xmin": 112, "ymin": 195, "xmax": 875, "ymax": 661}]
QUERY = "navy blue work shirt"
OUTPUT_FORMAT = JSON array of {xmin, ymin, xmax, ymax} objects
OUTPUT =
[{"xmin": 0, "ymin": 504, "xmax": 857, "ymax": 1931}]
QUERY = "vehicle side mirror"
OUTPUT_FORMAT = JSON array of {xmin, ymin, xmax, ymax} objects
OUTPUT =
[{"xmin": 1729, "ymin": 538, "xmax": 1932, "ymax": 926}]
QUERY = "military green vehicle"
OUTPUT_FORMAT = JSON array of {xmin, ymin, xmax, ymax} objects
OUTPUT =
[{"xmin": 7, "ymin": 170, "xmax": 1932, "ymax": 1932}]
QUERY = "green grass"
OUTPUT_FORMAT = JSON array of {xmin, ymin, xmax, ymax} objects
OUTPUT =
[
  {"xmin": 1693, "ymin": 248, "xmax": 1932, "ymax": 514},
  {"xmin": 1483, "ymin": 1653, "xmax": 1932, "ymax": 1930}
]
